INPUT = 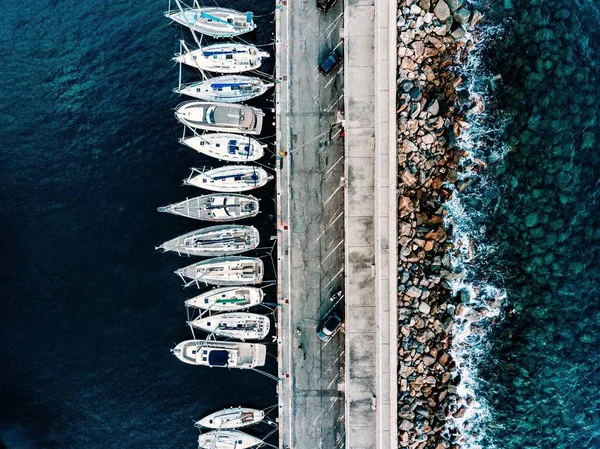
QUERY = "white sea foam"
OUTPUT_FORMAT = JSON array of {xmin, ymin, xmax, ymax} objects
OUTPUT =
[{"xmin": 440, "ymin": 9, "xmax": 511, "ymax": 449}]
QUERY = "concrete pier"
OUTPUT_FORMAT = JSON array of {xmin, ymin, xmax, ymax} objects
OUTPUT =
[{"xmin": 276, "ymin": 0, "xmax": 397, "ymax": 447}]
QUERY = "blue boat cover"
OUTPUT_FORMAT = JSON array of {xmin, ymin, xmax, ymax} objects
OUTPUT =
[
  {"xmin": 246, "ymin": 12, "xmax": 253, "ymax": 23},
  {"xmin": 211, "ymin": 82, "xmax": 251, "ymax": 90},
  {"xmin": 200, "ymin": 11, "xmax": 231, "ymax": 26},
  {"xmin": 208, "ymin": 350, "xmax": 229, "ymax": 366},
  {"xmin": 228, "ymin": 140, "xmax": 237, "ymax": 154},
  {"xmin": 202, "ymin": 49, "xmax": 247, "ymax": 57}
]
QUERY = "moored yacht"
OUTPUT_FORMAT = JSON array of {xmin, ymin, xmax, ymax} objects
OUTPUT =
[
  {"xmin": 164, "ymin": 3, "xmax": 256, "ymax": 38},
  {"xmin": 172, "ymin": 340, "xmax": 266, "ymax": 369},
  {"xmin": 184, "ymin": 166, "xmax": 273, "ymax": 192},
  {"xmin": 174, "ymin": 42, "xmax": 269, "ymax": 73},
  {"xmin": 179, "ymin": 132, "xmax": 265, "ymax": 162},
  {"xmin": 197, "ymin": 430, "xmax": 262, "ymax": 449},
  {"xmin": 175, "ymin": 101, "xmax": 264, "ymax": 135},
  {"xmin": 157, "ymin": 225, "xmax": 260, "ymax": 257},
  {"xmin": 175, "ymin": 75, "xmax": 273, "ymax": 103},
  {"xmin": 189, "ymin": 312, "xmax": 270, "ymax": 340},
  {"xmin": 157, "ymin": 194, "xmax": 260, "ymax": 222},
  {"xmin": 185, "ymin": 287, "xmax": 264, "ymax": 312},
  {"xmin": 176, "ymin": 256, "xmax": 264, "ymax": 286},
  {"xmin": 196, "ymin": 407, "xmax": 264, "ymax": 429}
]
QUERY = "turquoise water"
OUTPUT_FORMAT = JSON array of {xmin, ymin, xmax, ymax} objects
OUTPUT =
[{"xmin": 449, "ymin": 0, "xmax": 600, "ymax": 447}]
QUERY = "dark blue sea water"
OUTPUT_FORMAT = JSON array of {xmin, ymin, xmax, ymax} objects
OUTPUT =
[
  {"xmin": 447, "ymin": 0, "xmax": 600, "ymax": 447},
  {"xmin": 0, "ymin": 1, "xmax": 277, "ymax": 448}
]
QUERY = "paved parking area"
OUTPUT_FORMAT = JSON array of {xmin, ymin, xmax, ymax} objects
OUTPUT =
[{"xmin": 275, "ymin": 0, "xmax": 346, "ymax": 448}]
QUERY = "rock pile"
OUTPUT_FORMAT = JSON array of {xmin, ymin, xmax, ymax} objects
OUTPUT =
[{"xmin": 396, "ymin": 0, "xmax": 482, "ymax": 447}]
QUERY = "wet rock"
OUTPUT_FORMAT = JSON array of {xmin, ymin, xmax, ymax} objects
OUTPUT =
[
  {"xmin": 402, "ymin": 140, "xmax": 419, "ymax": 153},
  {"xmin": 453, "ymin": 7, "xmax": 471, "ymax": 24},
  {"xmin": 433, "ymin": 0, "xmax": 451, "ymax": 21},
  {"xmin": 399, "ymin": 196, "xmax": 416, "ymax": 217},
  {"xmin": 423, "ymin": 354, "xmax": 436, "ymax": 366},
  {"xmin": 409, "ymin": 86, "xmax": 423, "ymax": 100},
  {"xmin": 450, "ymin": 27, "xmax": 465, "ymax": 40},
  {"xmin": 407, "ymin": 286, "xmax": 423, "ymax": 298},
  {"xmin": 525, "ymin": 212, "xmax": 539, "ymax": 227},
  {"xmin": 445, "ymin": 0, "xmax": 462, "ymax": 12},
  {"xmin": 419, "ymin": 302, "xmax": 431, "ymax": 314},
  {"xmin": 410, "ymin": 4, "xmax": 422, "ymax": 14},
  {"xmin": 401, "ymin": 170, "xmax": 418, "ymax": 186},
  {"xmin": 400, "ymin": 419, "xmax": 415, "ymax": 431},
  {"xmin": 426, "ymin": 98, "xmax": 440, "ymax": 115}
]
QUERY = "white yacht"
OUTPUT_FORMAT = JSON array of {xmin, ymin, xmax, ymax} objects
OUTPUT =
[
  {"xmin": 184, "ymin": 166, "xmax": 273, "ymax": 192},
  {"xmin": 185, "ymin": 287, "xmax": 265, "ymax": 312},
  {"xmin": 197, "ymin": 430, "xmax": 262, "ymax": 449},
  {"xmin": 189, "ymin": 312, "xmax": 270, "ymax": 340},
  {"xmin": 175, "ymin": 101, "xmax": 264, "ymax": 135},
  {"xmin": 172, "ymin": 340, "xmax": 266, "ymax": 369},
  {"xmin": 179, "ymin": 132, "xmax": 265, "ymax": 162},
  {"xmin": 197, "ymin": 407, "xmax": 264, "ymax": 429},
  {"xmin": 174, "ymin": 42, "xmax": 269, "ymax": 73},
  {"xmin": 176, "ymin": 256, "xmax": 264, "ymax": 286},
  {"xmin": 157, "ymin": 194, "xmax": 260, "ymax": 222},
  {"xmin": 175, "ymin": 75, "xmax": 273, "ymax": 103},
  {"xmin": 157, "ymin": 225, "xmax": 260, "ymax": 257},
  {"xmin": 164, "ymin": 2, "xmax": 256, "ymax": 38}
]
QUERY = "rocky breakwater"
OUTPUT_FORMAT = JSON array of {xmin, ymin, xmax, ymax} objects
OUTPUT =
[{"xmin": 395, "ymin": 0, "xmax": 483, "ymax": 448}]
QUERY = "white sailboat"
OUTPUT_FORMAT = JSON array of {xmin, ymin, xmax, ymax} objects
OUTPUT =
[
  {"xmin": 157, "ymin": 225, "xmax": 260, "ymax": 257},
  {"xmin": 157, "ymin": 194, "xmax": 260, "ymax": 222},
  {"xmin": 197, "ymin": 430, "xmax": 263, "ymax": 449},
  {"xmin": 176, "ymin": 256, "xmax": 264, "ymax": 286},
  {"xmin": 175, "ymin": 75, "xmax": 273, "ymax": 103},
  {"xmin": 184, "ymin": 166, "xmax": 273, "ymax": 192},
  {"xmin": 197, "ymin": 407, "xmax": 265, "ymax": 429},
  {"xmin": 185, "ymin": 287, "xmax": 265, "ymax": 312},
  {"xmin": 172, "ymin": 340, "xmax": 266, "ymax": 369},
  {"xmin": 175, "ymin": 101, "xmax": 264, "ymax": 135},
  {"xmin": 174, "ymin": 41, "xmax": 269, "ymax": 74},
  {"xmin": 189, "ymin": 312, "xmax": 270, "ymax": 340},
  {"xmin": 179, "ymin": 131, "xmax": 265, "ymax": 162},
  {"xmin": 164, "ymin": 1, "xmax": 256, "ymax": 38}
]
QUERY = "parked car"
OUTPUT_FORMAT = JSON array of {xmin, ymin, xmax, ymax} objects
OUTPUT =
[
  {"xmin": 316, "ymin": 0, "xmax": 339, "ymax": 13},
  {"xmin": 318, "ymin": 50, "xmax": 342, "ymax": 76},
  {"xmin": 316, "ymin": 311, "xmax": 343, "ymax": 342}
]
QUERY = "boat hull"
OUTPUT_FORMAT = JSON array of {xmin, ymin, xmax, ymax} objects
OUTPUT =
[
  {"xmin": 179, "ymin": 133, "xmax": 265, "ymax": 162},
  {"xmin": 176, "ymin": 256, "xmax": 264, "ymax": 286},
  {"xmin": 197, "ymin": 407, "xmax": 265, "ymax": 429},
  {"xmin": 190, "ymin": 312, "xmax": 270, "ymax": 340},
  {"xmin": 172, "ymin": 340, "xmax": 266, "ymax": 369},
  {"xmin": 174, "ymin": 101, "xmax": 264, "ymax": 135},
  {"xmin": 185, "ymin": 287, "xmax": 264, "ymax": 311},
  {"xmin": 197, "ymin": 430, "xmax": 262, "ymax": 449},
  {"xmin": 175, "ymin": 75, "xmax": 273, "ymax": 103},
  {"xmin": 175, "ymin": 43, "xmax": 269, "ymax": 74},
  {"xmin": 158, "ymin": 225, "xmax": 260, "ymax": 257},
  {"xmin": 165, "ymin": 7, "xmax": 256, "ymax": 38},
  {"xmin": 185, "ymin": 166, "xmax": 273, "ymax": 193},
  {"xmin": 157, "ymin": 194, "xmax": 260, "ymax": 222}
]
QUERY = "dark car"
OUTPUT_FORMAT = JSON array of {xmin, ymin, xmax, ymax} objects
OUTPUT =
[
  {"xmin": 317, "ymin": 0, "xmax": 338, "ymax": 13},
  {"xmin": 318, "ymin": 50, "xmax": 342, "ymax": 76},
  {"xmin": 316, "ymin": 312, "xmax": 343, "ymax": 342}
]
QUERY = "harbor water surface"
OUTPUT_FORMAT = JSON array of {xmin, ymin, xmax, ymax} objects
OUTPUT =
[
  {"xmin": 2, "ymin": 0, "xmax": 600, "ymax": 448},
  {"xmin": 0, "ymin": 0, "xmax": 277, "ymax": 448},
  {"xmin": 449, "ymin": 0, "xmax": 600, "ymax": 447}
]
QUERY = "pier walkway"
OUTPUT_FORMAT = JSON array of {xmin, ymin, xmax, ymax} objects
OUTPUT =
[
  {"xmin": 276, "ymin": 0, "xmax": 397, "ymax": 446},
  {"xmin": 276, "ymin": 0, "xmax": 346, "ymax": 448},
  {"xmin": 343, "ymin": 0, "xmax": 398, "ymax": 447}
]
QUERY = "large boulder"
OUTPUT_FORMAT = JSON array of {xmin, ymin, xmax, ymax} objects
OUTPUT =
[{"xmin": 433, "ymin": 0, "xmax": 451, "ymax": 21}]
